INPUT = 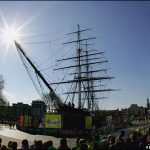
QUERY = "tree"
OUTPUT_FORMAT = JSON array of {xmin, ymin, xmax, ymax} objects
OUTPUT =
[
  {"xmin": 0, "ymin": 75, "xmax": 9, "ymax": 118},
  {"xmin": 0, "ymin": 75, "xmax": 5, "ymax": 105}
]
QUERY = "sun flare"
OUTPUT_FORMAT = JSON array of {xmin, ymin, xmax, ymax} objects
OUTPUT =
[
  {"xmin": 1, "ymin": 26, "xmax": 20, "ymax": 43},
  {"xmin": 0, "ymin": 13, "xmax": 35, "ymax": 48},
  {"xmin": 0, "ymin": 24, "xmax": 25, "ymax": 48}
]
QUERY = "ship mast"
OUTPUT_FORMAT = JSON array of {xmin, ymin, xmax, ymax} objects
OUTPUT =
[
  {"xmin": 14, "ymin": 25, "xmax": 115, "ymax": 113},
  {"xmin": 14, "ymin": 41, "xmax": 53, "ymax": 92},
  {"xmin": 60, "ymin": 25, "xmax": 96, "ymax": 109},
  {"xmin": 77, "ymin": 24, "xmax": 82, "ymax": 109},
  {"xmin": 53, "ymin": 25, "xmax": 115, "ymax": 111},
  {"xmin": 85, "ymin": 40, "xmax": 90, "ymax": 110},
  {"xmin": 14, "ymin": 40, "xmax": 64, "ymax": 109}
]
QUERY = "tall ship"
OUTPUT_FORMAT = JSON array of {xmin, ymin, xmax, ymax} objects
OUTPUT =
[{"xmin": 14, "ymin": 25, "xmax": 115, "ymax": 137}]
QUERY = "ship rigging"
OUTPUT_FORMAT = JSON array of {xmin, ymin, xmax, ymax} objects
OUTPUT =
[{"xmin": 14, "ymin": 25, "xmax": 115, "ymax": 115}]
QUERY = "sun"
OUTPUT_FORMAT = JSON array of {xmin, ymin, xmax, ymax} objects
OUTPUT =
[
  {"xmin": 0, "ymin": 23, "xmax": 24, "ymax": 57},
  {"xmin": 0, "ymin": 13, "xmax": 36, "ymax": 48},
  {"xmin": 0, "ymin": 23, "xmax": 25, "ymax": 49},
  {"xmin": 1, "ymin": 26, "xmax": 20, "ymax": 44}
]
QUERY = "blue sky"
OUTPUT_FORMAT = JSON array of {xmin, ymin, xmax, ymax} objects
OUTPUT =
[{"xmin": 0, "ymin": 1, "xmax": 150, "ymax": 110}]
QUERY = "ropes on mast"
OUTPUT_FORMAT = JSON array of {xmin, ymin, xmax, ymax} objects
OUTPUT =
[
  {"xmin": 17, "ymin": 47, "xmax": 42, "ymax": 98},
  {"xmin": 14, "ymin": 24, "xmax": 115, "ymax": 113}
]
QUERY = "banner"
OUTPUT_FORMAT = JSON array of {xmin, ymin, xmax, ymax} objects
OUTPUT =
[
  {"xmin": 85, "ymin": 116, "xmax": 92, "ymax": 129},
  {"xmin": 45, "ymin": 114, "xmax": 61, "ymax": 129},
  {"xmin": 24, "ymin": 115, "xmax": 31, "ymax": 127},
  {"xmin": 19, "ymin": 115, "xmax": 24, "ymax": 129}
]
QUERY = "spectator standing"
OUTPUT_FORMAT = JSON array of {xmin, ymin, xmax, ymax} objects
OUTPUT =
[
  {"xmin": 88, "ymin": 134, "xmax": 102, "ymax": 150},
  {"xmin": 11, "ymin": 142, "xmax": 17, "ymax": 150},
  {"xmin": 48, "ymin": 140, "xmax": 56, "ymax": 150},
  {"xmin": 34, "ymin": 140, "xmax": 43, "ymax": 150},
  {"xmin": 18, "ymin": 139, "xmax": 29, "ymax": 150},
  {"xmin": 0, "ymin": 138, "xmax": 2, "ymax": 147},
  {"xmin": 57, "ymin": 138, "xmax": 71, "ymax": 150}
]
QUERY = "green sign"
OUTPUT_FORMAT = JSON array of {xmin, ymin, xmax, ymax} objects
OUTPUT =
[
  {"xmin": 45, "ymin": 114, "xmax": 62, "ymax": 129},
  {"xmin": 85, "ymin": 116, "xmax": 92, "ymax": 129},
  {"xmin": 24, "ymin": 115, "xmax": 31, "ymax": 127}
]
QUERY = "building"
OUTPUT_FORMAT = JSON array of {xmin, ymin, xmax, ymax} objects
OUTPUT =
[
  {"xmin": 12, "ymin": 102, "xmax": 31, "ymax": 121},
  {"xmin": 128, "ymin": 104, "xmax": 147, "ymax": 120},
  {"xmin": 31, "ymin": 100, "xmax": 46, "ymax": 121}
]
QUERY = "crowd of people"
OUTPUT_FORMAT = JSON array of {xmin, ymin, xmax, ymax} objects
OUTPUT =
[
  {"xmin": 0, "ymin": 120, "xmax": 16, "ymax": 130},
  {"xmin": 0, "ymin": 128, "xmax": 150, "ymax": 150}
]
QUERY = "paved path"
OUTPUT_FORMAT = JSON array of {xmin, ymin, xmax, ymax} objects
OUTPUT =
[{"xmin": 0, "ymin": 125, "xmax": 76, "ymax": 148}]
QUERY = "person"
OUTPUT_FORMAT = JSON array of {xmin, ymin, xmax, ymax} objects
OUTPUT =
[
  {"xmin": 18, "ymin": 139, "xmax": 29, "ymax": 150},
  {"xmin": 115, "ymin": 136, "xmax": 126, "ymax": 150},
  {"xmin": 80, "ymin": 143, "xmax": 88, "ymax": 150},
  {"xmin": 130, "ymin": 131, "xmax": 139, "ymax": 150},
  {"xmin": 57, "ymin": 138, "xmax": 71, "ymax": 150},
  {"xmin": 1, "ymin": 145, "xmax": 7, "ymax": 150},
  {"xmin": 0, "ymin": 138, "xmax": 2, "ymax": 147},
  {"xmin": 68, "ymin": 102, "xmax": 71, "ymax": 107},
  {"xmin": 44, "ymin": 141, "xmax": 51, "ymax": 150},
  {"xmin": 125, "ymin": 137, "xmax": 133, "ymax": 150},
  {"xmin": 30, "ymin": 140, "xmax": 37, "ymax": 150},
  {"xmin": 11, "ymin": 142, "xmax": 17, "ymax": 150},
  {"xmin": 109, "ymin": 136, "xmax": 118, "ymax": 150},
  {"xmin": 34, "ymin": 140, "xmax": 43, "ymax": 150},
  {"xmin": 139, "ymin": 135, "xmax": 148, "ymax": 150},
  {"xmin": 72, "ymin": 102, "xmax": 75, "ymax": 108},
  {"xmin": 119, "ymin": 130, "xmax": 127, "ymax": 142},
  {"xmin": 107, "ymin": 135, "xmax": 112, "ymax": 144},
  {"xmin": 88, "ymin": 134, "xmax": 102, "ymax": 150},
  {"xmin": 48, "ymin": 140, "xmax": 56, "ymax": 150},
  {"xmin": 137, "ymin": 128, "xmax": 143, "ymax": 140},
  {"xmin": 101, "ymin": 137, "xmax": 109, "ymax": 150},
  {"xmin": 7, "ymin": 141, "xmax": 12, "ymax": 149},
  {"xmin": 0, "ymin": 139, "xmax": 7, "ymax": 150},
  {"xmin": 79, "ymin": 139, "xmax": 88, "ymax": 150}
]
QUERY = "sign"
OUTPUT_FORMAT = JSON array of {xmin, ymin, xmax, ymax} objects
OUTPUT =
[
  {"xmin": 45, "ymin": 114, "xmax": 62, "ymax": 129},
  {"xmin": 24, "ymin": 115, "xmax": 31, "ymax": 127},
  {"xmin": 19, "ymin": 115, "xmax": 24, "ymax": 129},
  {"xmin": 85, "ymin": 116, "xmax": 92, "ymax": 129}
]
